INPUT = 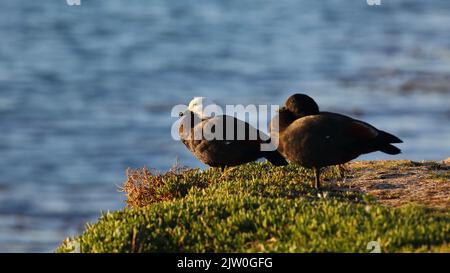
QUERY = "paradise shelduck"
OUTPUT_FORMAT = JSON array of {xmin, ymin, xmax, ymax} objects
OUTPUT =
[
  {"xmin": 179, "ymin": 97, "xmax": 288, "ymax": 170},
  {"xmin": 271, "ymin": 94, "xmax": 403, "ymax": 189}
]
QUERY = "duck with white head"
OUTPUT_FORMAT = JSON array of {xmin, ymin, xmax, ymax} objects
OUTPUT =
[{"xmin": 179, "ymin": 97, "xmax": 287, "ymax": 171}]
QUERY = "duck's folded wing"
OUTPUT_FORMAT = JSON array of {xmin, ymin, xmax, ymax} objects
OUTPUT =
[
  {"xmin": 344, "ymin": 120, "xmax": 402, "ymax": 155},
  {"xmin": 201, "ymin": 115, "xmax": 269, "ymax": 144}
]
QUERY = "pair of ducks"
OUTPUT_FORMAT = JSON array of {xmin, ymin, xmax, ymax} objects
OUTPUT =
[{"xmin": 178, "ymin": 94, "xmax": 402, "ymax": 189}]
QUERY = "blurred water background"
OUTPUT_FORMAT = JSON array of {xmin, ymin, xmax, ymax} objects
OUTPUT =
[{"xmin": 0, "ymin": 0, "xmax": 449, "ymax": 252}]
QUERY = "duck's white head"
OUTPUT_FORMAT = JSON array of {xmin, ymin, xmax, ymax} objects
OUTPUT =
[{"xmin": 188, "ymin": 97, "xmax": 222, "ymax": 119}]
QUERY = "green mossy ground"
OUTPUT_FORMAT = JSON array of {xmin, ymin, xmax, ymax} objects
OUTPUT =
[{"xmin": 57, "ymin": 161, "xmax": 449, "ymax": 253}]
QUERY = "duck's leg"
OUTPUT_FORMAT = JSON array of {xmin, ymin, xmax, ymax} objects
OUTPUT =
[{"xmin": 313, "ymin": 167, "xmax": 321, "ymax": 189}]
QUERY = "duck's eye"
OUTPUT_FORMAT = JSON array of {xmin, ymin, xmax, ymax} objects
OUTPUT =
[{"xmin": 179, "ymin": 112, "xmax": 184, "ymax": 117}]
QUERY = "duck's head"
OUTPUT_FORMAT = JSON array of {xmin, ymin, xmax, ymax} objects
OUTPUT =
[
  {"xmin": 178, "ymin": 109, "xmax": 202, "ymax": 134},
  {"xmin": 187, "ymin": 97, "xmax": 221, "ymax": 119},
  {"xmin": 272, "ymin": 106, "xmax": 298, "ymax": 134},
  {"xmin": 283, "ymin": 93, "xmax": 319, "ymax": 118}
]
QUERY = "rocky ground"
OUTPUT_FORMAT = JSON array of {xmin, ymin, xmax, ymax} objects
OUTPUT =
[{"xmin": 334, "ymin": 160, "xmax": 450, "ymax": 210}]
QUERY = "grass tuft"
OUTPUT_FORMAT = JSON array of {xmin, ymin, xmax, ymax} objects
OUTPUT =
[{"xmin": 57, "ymin": 161, "xmax": 449, "ymax": 253}]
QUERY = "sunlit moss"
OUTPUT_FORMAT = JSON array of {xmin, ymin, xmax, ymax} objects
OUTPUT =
[{"xmin": 57, "ymin": 162, "xmax": 449, "ymax": 253}]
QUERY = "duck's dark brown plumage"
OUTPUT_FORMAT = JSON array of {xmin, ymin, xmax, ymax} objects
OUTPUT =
[
  {"xmin": 179, "ymin": 110, "xmax": 287, "ymax": 169},
  {"xmin": 271, "ymin": 94, "xmax": 403, "ymax": 189}
]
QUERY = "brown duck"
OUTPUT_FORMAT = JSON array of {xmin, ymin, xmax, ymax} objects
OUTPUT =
[
  {"xmin": 271, "ymin": 94, "xmax": 403, "ymax": 189},
  {"xmin": 179, "ymin": 110, "xmax": 288, "ymax": 170}
]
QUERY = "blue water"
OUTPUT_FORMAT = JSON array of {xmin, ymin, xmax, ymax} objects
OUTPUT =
[{"xmin": 0, "ymin": 0, "xmax": 449, "ymax": 252}]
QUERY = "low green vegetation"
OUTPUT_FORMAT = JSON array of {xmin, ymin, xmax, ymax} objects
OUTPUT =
[{"xmin": 57, "ymin": 162, "xmax": 449, "ymax": 253}]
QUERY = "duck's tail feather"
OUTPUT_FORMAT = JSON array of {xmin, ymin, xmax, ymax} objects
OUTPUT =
[
  {"xmin": 379, "ymin": 144, "xmax": 402, "ymax": 155},
  {"xmin": 379, "ymin": 131, "xmax": 403, "ymax": 143}
]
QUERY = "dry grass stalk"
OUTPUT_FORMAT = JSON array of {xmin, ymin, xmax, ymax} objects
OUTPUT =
[{"xmin": 120, "ymin": 167, "xmax": 171, "ymax": 208}]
